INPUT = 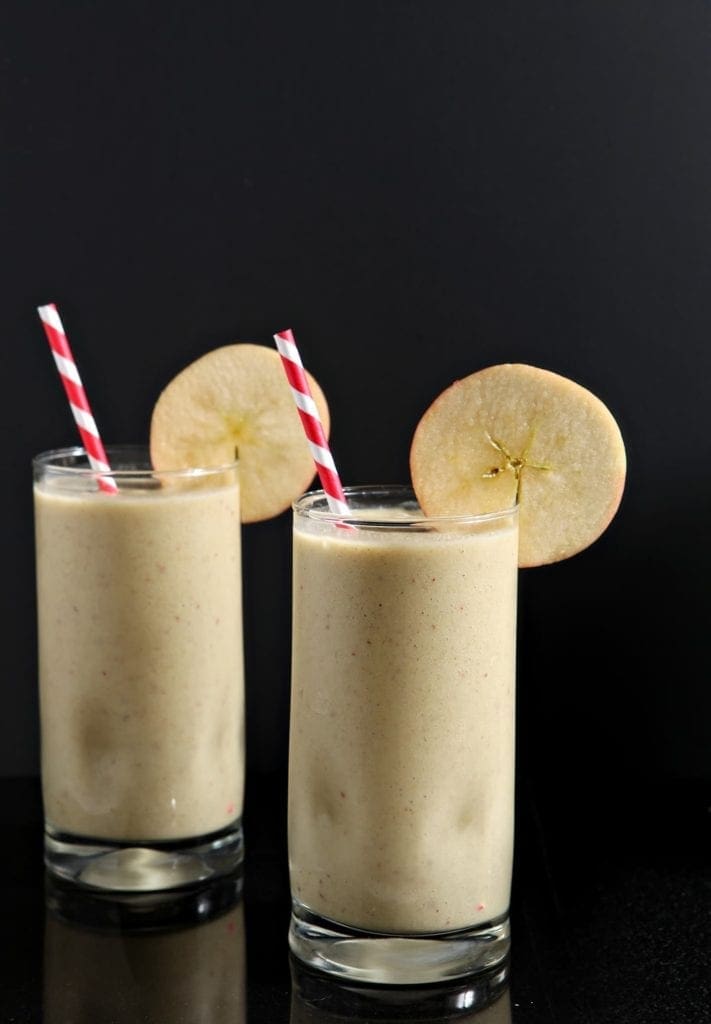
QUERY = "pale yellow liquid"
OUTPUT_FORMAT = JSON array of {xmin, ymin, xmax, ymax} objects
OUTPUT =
[
  {"xmin": 289, "ymin": 506, "xmax": 518, "ymax": 933},
  {"xmin": 35, "ymin": 477, "xmax": 244, "ymax": 841}
]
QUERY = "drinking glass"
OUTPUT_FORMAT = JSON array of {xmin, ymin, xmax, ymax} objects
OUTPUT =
[
  {"xmin": 288, "ymin": 486, "xmax": 518, "ymax": 983},
  {"xmin": 34, "ymin": 446, "xmax": 244, "ymax": 891}
]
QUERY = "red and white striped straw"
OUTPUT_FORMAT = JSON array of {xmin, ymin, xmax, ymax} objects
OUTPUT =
[
  {"xmin": 274, "ymin": 328, "xmax": 349, "ymax": 515},
  {"xmin": 37, "ymin": 303, "xmax": 117, "ymax": 494}
]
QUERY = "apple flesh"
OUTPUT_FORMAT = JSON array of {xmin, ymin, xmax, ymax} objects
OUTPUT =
[
  {"xmin": 409, "ymin": 364, "xmax": 626, "ymax": 567},
  {"xmin": 150, "ymin": 343, "xmax": 330, "ymax": 523}
]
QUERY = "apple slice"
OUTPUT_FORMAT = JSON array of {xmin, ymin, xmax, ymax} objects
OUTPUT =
[
  {"xmin": 410, "ymin": 364, "xmax": 626, "ymax": 567},
  {"xmin": 150, "ymin": 343, "xmax": 329, "ymax": 523}
]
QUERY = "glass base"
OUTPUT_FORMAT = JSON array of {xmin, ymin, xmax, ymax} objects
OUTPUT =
[
  {"xmin": 291, "ymin": 954, "xmax": 510, "ymax": 1019},
  {"xmin": 45, "ymin": 869, "xmax": 243, "ymax": 931},
  {"xmin": 44, "ymin": 820, "xmax": 243, "ymax": 893},
  {"xmin": 289, "ymin": 900, "xmax": 511, "ymax": 985}
]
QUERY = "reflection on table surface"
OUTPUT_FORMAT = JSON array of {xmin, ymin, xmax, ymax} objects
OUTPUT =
[
  {"xmin": 2, "ymin": 778, "xmax": 705, "ymax": 1022},
  {"xmin": 290, "ymin": 955, "xmax": 511, "ymax": 1023},
  {"xmin": 42, "ymin": 868, "xmax": 512, "ymax": 1024},
  {"xmin": 43, "ymin": 874, "xmax": 245, "ymax": 1024}
]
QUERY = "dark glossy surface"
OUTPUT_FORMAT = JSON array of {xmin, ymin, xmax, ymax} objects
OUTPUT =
[{"xmin": 1, "ymin": 774, "xmax": 708, "ymax": 1022}]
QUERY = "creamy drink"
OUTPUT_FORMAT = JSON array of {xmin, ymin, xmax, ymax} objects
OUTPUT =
[
  {"xmin": 288, "ymin": 487, "xmax": 518, "ymax": 982},
  {"xmin": 34, "ymin": 447, "xmax": 244, "ymax": 890}
]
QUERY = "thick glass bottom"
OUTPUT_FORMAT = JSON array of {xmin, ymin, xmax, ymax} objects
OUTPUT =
[
  {"xmin": 44, "ymin": 820, "xmax": 244, "ymax": 893},
  {"xmin": 289, "ymin": 900, "xmax": 511, "ymax": 986},
  {"xmin": 45, "ymin": 869, "xmax": 243, "ymax": 930},
  {"xmin": 291, "ymin": 953, "xmax": 510, "ymax": 1020}
]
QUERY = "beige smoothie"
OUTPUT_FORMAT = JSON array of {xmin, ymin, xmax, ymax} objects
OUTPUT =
[
  {"xmin": 289, "ymin": 495, "xmax": 517, "ymax": 934},
  {"xmin": 35, "ymin": 461, "xmax": 243, "ymax": 843}
]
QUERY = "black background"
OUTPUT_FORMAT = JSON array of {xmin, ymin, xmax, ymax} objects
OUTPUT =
[{"xmin": 2, "ymin": 0, "xmax": 710, "ymax": 796}]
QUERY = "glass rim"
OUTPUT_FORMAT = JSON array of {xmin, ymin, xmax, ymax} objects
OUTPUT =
[
  {"xmin": 32, "ymin": 444, "xmax": 239, "ymax": 480},
  {"xmin": 293, "ymin": 485, "xmax": 518, "ymax": 527}
]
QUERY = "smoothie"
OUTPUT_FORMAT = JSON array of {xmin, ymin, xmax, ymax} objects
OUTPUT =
[
  {"xmin": 289, "ymin": 491, "xmax": 518, "ymax": 935},
  {"xmin": 34, "ymin": 453, "xmax": 244, "ymax": 844}
]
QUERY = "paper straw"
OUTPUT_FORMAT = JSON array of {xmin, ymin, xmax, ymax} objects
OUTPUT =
[
  {"xmin": 274, "ymin": 328, "xmax": 349, "ymax": 515},
  {"xmin": 38, "ymin": 303, "xmax": 118, "ymax": 494}
]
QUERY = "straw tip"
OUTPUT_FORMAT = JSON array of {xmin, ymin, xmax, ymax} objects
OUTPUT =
[{"xmin": 37, "ymin": 303, "xmax": 61, "ymax": 328}]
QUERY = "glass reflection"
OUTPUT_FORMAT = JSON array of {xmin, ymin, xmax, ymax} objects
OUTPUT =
[
  {"xmin": 43, "ymin": 874, "xmax": 245, "ymax": 1024},
  {"xmin": 290, "ymin": 955, "xmax": 511, "ymax": 1023}
]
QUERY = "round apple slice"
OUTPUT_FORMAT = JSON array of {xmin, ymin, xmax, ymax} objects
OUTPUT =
[
  {"xmin": 410, "ymin": 364, "xmax": 626, "ymax": 567},
  {"xmin": 150, "ymin": 343, "xmax": 329, "ymax": 523}
]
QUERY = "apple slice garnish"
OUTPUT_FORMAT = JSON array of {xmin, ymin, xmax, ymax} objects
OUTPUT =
[
  {"xmin": 410, "ymin": 364, "xmax": 626, "ymax": 567},
  {"xmin": 150, "ymin": 343, "xmax": 329, "ymax": 523}
]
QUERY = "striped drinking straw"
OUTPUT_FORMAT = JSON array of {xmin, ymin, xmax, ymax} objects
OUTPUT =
[
  {"xmin": 38, "ymin": 303, "xmax": 118, "ymax": 493},
  {"xmin": 273, "ymin": 328, "xmax": 349, "ymax": 515}
]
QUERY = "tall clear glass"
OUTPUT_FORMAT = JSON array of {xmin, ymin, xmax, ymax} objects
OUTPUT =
[
  {"xmin": 34, "ymin": 446, "xmax": 244, "ymax": 891},
  {"xmin": 288, "ymin": 486, "xmax": 518, "ymax": 984}
]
